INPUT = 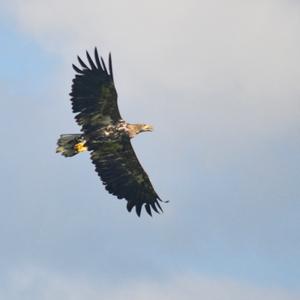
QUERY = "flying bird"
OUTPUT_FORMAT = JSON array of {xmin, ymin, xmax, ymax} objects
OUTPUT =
[{"xmin": 56, "ymin": 48, "xmax": 165, "ymax": 216}]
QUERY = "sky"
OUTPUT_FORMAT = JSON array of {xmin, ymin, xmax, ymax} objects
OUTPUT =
[{"xmin": 0, "ymin": 0, "xmax": 299, "ymax": 299}]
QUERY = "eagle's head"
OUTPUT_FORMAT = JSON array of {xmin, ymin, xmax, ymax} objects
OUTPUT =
[{"xmin": 127, "ymin": 123, "xmax": 153, "ymax": 138}]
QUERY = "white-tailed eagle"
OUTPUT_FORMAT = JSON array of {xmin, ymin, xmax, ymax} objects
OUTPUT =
[{"xmin": 56, "ymin": 48, "xmax": 165, "ymax": 216}]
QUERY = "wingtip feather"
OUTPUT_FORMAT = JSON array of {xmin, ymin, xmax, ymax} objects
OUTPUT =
[
  {"xmin": 77, "ymin": 55, "xmax": 89, "ymax": 69},
  {"xmin": 72, "ymin": 64, "xmax": 84, "ymax": 74},
  {"xmin": 108, "ymin": 52, "xmax": 114, "ymax": 80},
  {"xmin": 94, "ymin": 47, "xmax": 102, "ymax": 70},
  {"xmin": 135, "ymin": 204, "xmax": 142, "ymax": 217},
  {"xmin": 155, "ymin": 200, "xmax": 163, "ymax": 213},
  {"xmin": 101, "ymin": 57, "xmax": 108, "ymax": 73},
  {"xmin": 127, "ymin": 201, "xmax": 134, "ymax": 212},
  {"xmin": 151, "ymin": 202, "xmax": 159, "ymax": 214},
  {"xmin": 86, "ymin": 50, "xmax": 97, "ymax": 70},
  {"xmin": 145, "ymin": 204, "xmax": 152, "ymax": 216}
]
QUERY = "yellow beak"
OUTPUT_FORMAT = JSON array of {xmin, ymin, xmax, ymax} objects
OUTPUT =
[{"xmin": 144, "ymin": 125, "xmax": 153, "ymax": 132}]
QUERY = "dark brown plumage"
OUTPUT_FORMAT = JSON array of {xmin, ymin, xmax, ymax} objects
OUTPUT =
[{"xmin": 57, "ymin": 48, "xmax": 165, "ymax": 216}]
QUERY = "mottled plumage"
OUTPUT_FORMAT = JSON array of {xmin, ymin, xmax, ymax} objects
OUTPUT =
[{"xmin": 57, "ymin": 48, "xmax": 165, "ymax": 216}]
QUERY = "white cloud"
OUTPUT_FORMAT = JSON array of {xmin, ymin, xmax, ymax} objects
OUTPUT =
[{"xmin": 2, "ymin": 266, "xmax": 299, "ymax": 300}]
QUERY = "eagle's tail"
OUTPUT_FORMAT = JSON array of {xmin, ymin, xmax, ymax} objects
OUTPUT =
[{"xmin": 56, "ymin": 134, "xmax": 87, "ymax": 157}]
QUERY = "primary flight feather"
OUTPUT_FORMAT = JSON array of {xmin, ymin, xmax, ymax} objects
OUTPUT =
[{"xmin": 56, "ymin": 48, "xmax": 165, "ymax": 216}]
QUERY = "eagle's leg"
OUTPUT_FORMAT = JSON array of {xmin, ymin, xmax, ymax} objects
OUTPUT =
[{"xmin": 74, "ymin": 142, "xmax": 87, "ymax": 153}]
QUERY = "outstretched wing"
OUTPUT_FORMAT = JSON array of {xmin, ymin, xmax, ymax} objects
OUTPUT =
[
  {"xmin": 89, "ymin": 137, "xmax": 164, "ymax": 217},
  {"xmin": 70, "ymin": 48, "xmax": 121, "ymax": 133},
  {"xmin": 70, "ymin": 48, "xmax": 164, "ymax": 216}
]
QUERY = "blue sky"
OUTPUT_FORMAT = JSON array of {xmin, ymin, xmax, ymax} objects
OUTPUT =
[{"xmin": 0, "ymin": 1, "xmax": 299, "ymax": 299}]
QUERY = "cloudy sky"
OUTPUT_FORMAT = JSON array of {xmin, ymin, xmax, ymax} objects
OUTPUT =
[{"xmin": 0, "ymin": 0, "xmax": 299, "ymax": 299}]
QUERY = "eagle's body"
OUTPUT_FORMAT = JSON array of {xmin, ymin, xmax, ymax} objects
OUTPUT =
[
  {"xmin": 56, "ymin": 48, "xmax": 165, "ymax": 216},
  {"xmin": 97, "ymin": 121, "xmax": 153, "ymax": 139}
]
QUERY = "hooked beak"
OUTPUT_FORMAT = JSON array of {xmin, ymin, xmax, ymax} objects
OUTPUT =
[{"xmin": 143, "ymin": 125, "xmax": 154, "ymax": 132}]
